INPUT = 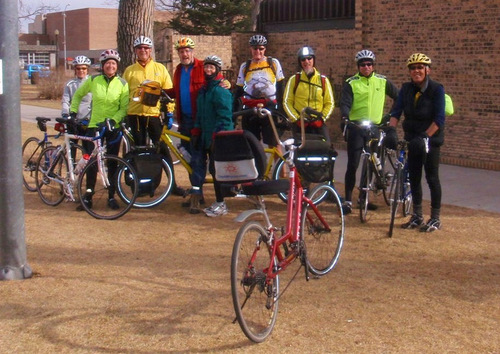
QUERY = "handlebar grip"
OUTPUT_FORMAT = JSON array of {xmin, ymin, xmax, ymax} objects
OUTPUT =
[
  {"xmin": 232, "ymin": 109, "xmax": 256, "ymax": 119},
  {"xmin": 304, "ymin": 107, "xmax": 323, "ymax": 121},
  {"xmin": 160, "ymin": 89, "xmax": 174, "ymax": 103}
]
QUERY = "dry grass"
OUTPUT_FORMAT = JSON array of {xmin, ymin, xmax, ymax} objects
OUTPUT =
[{"xmin": 5, "ymin": 121, "xmax": 500, "ymax": 353}]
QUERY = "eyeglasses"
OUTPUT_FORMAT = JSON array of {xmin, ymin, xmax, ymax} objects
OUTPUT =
[
  {"xmin": 358, "ymin": 62, "xmax": 373, "ymax": 67},
  {"xmin": 409, "ymin": 64, "xmax": 426, "ymax": 71},
  {"xmin": 136, "ymin": 46, "xmax": 151, "ymax": 50},
  {"xmin": 252, "ymin": 47, "xmax": 266, "ymax": 51},
  {"xmin": 301, "ymin": 56, "xmax": 314, "ymax": 62}
]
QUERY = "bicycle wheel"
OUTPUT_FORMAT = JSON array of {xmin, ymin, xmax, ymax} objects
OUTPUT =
[
  {"xmin": 272, "ymin": 152, "xmax": 330, "ymax": 204},
  {"xmin": 402, "ymin": 174, "xmax": 412, "ymax": 217},
  {"xmin": 77, "ymin": 155, "xmax": 138, "ymax": 220},
  {"xmin": 231, "ymin": 221, "xmax": 279, "ymax": 343},
  {"xmin": 359, "ymin": 155, "xmax": 371, "ymax": 223},
  {"xmin": 117, "ymin": 157, "xmax": 173, "ymax": 208},
  {"xmin": 388, "ymin": 165, "xmax": 402, "ymax": 238},
  {"xmin": 380, "ymin": 148, "xmax": 396, "ymax": 206},
  {"xmin": 22, "ymin": 137, "xmax": 43, "ymax": 192},
  {"xmin": 302, "ymin": 184, "xmax": 344, "ymax": 276},
  {"xmin": 35, "ymin": 146, "xmax": 67, "ymax": 206}
]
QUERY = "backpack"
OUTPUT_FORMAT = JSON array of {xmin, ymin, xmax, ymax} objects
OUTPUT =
[
  {"xmin": 293, "ymin": 72, "xmax": 327, "ymax": 94},
  {"xmin": 243, "ymin": 56, "xmax": 277, "ymax": 78},
  {"xmin": 124, "ymin": 148, "xmax": 163, "ymax": 197},
  {"xmin": 445, "ymin": 93, "xmax": 454, "ymax": 116}
]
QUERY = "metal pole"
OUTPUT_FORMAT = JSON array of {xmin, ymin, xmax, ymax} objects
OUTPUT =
[
  {"xmin": 0, "ymin": 0, "xmax": 32, "ymax": 280},
  {"xmin": 63, "ymin": 6, "xmax": 68, "ymax": 70}
]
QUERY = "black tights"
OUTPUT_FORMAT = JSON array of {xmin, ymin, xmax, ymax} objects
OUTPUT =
[{"xmin": 408, "ymin": 143, "xmax": 442, "ymax": 210}]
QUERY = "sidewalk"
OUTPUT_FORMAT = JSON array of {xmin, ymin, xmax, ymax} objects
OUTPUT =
[
  {"xmin": 20, "ymin": 104, "xmax": 500, "ymax": 213},
  {"xmin": 333, "ymin": 149, "xmax": 500, "ymax": 214}
]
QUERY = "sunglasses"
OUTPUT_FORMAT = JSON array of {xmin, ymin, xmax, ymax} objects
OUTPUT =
[
  {"xmin": 409, "ymin": 64, "xmax": 426, "ymax": 71},
  {"xmin": 252, "ymin": 47, "xmax": 266, "ymax": 51},
  {"xmin": 136, "ymin": 46, "xmax": 151, "ymax": 50},
  {"xmin": 75, "ymin": 67, "xmax": 88, "ymax": 71},
  {"xmin": 358, "ymin": 62, "xmax": 373, "ymax": 67},
  {"xmin": 301, "ymin": 56, "xmax": 314, "ymax": 62}
]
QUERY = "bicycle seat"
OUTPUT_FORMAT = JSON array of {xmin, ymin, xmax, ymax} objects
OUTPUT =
[{"xmin": 240, "ymin": 179, "xmax": 289, "ymax": 196}]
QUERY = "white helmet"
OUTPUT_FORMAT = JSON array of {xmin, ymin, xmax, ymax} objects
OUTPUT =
[
  {"xmin": 134, "ymin": 35, "xmax": 153, "ymax": 48},
  {"xmin": 73, "ymin": 55, "xmax": 91, "ymax": 66},
  {"xmin": 99, "ymin": 49, "xmax": 120, "ymax": 63},
  {"xmin": 204, "ymin": 55, "xmax": 223, "ymax": 70},
  {"xmin": 355, "ymin": 49, "xmax": 376, "ymax": 63},
  {"xmin": 249, "ymin": 34, "xmax": 267, "ymax": 47}
]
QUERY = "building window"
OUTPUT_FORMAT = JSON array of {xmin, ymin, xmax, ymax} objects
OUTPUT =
[{"xmin": 258, "ymin": 0, "xmax": 355, "ymax": 32}]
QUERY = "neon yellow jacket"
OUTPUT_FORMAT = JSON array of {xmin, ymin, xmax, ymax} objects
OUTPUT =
[
  {"xmin": 340, "ymin": 72, "xmax": 398, "ymax": 124},
  {"xmin": 70, "ymin": 74, "xmax": 129, "ymax": 128},
  {"xmin": 123, "ymin": 60, "xmax": 173, "ymax": 116},
  {"xmin": 283, "ymin": 68, "xmax": 334, "ymax": 122}
]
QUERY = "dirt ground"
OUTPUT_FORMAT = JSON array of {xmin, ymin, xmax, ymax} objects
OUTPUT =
[{"xmin": 1, "ymin": 119, "xmax": 499, "ymax": 353}]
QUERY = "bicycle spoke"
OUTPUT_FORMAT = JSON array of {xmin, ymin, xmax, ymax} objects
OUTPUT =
[
  {"xmin": 302, "ymin": 184, "xmax": 344, "ymax": 276},
  {"xmin": 78, "ymin": 156, "xmax": 138, "ymax": 220},
  {"xmin": 231, "ymin": 221, "xmax": 279, "ymax": 343}
]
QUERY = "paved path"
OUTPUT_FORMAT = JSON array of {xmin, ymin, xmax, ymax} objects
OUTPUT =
[{"xmin": 20, "ymin": 104, "xmax": 500, "ymax": 213}]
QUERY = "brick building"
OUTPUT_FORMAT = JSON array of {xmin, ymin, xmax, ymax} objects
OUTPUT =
[
  {"xmin": 25, "ymin": 1, "xmax": 500, "ymax": 170},
  {"xmin": 231, "ymin": 0, "xmax": 500, "ymax": 170}
]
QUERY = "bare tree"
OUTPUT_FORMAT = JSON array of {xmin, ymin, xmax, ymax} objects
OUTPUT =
[
  {"xmin": 117, "ymin": 0, "xmax": 155, "ymax": 69},
  {"xmin": 18, "ymin": 0, "xmax": 58, "ymax": 30}
]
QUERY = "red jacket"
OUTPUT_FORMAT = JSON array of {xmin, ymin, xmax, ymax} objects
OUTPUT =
[{"xmin": 166, "ymin": 57, "xmax": 205, "ymax": 129}]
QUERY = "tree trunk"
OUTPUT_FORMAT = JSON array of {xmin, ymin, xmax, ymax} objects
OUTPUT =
[
  {"xmin": 251, "ymin": 0, "xmax": 263, "ymax": 31},
  {"xmin": 117, "ymin": 0, "xmax": 154, "ymax": 70}
]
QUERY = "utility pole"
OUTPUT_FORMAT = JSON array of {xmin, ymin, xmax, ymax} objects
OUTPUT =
[{"xmin": 0, "ymin": 0, "xmax": 32, "ymax": 280}]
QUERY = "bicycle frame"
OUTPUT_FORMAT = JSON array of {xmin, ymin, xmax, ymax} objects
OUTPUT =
[
  {"xmin": 43, "ymin": 122, "xmax": 106, "ymax": 201},
  {"xmin": 238, "ymin": 107, "xmax": 331, "ymax": 281}
]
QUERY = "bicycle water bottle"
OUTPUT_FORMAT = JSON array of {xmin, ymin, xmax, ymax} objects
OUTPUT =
[
  {"xmin": 74, "ymin": 154, "xmax": 90, "ymax": 175},
  {"xmin": 177, "ymin": 144, "xmax": 191, "ymax": 164},
  {"xmin": 373, "ymin": 153, "xmax": 382, "ymax": 172}
]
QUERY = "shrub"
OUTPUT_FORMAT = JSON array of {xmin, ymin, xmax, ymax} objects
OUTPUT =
[{"xmin": 38, "ymin": 71, "xmax": 66, "ymax": 100}]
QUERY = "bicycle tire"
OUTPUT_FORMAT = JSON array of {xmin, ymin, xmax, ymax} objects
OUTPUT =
[
  {"xmin": 231, "ymin": 221, "xmax": 279, "ymax": 343},
  {"xmin": 388, "ymin": 165, "xmax": 402, "ymax": 237},
  {"xmin": 116, "ymin": 156, "xmax": 173, "ymax": 208},
  {"xmin": 35, "ymin": 146, "xmax": 67, "ymax": 206},
  {"xmin": 359, "ymin": 155, "xmax": 371, "ymax": 223},
  {"xmin": 380, "ymin": 148, "xmax": 395, "ymax": 206},
  {"xmin": 77, "ymin": 155, "xmax": 138, "ymax": 220},
  {"xmin": 22, "ymin": 137, "xmax": 43, "ymax": 192},
  {"xmin": 402, "ymin": 175, "xmax": 412, "ymax": 217},
  {"xmin": 302, "ymin": 184, "xmax": 344, "ymax": 276},
  {"xmin": 272, "ymin": 152, "xmax": 330, "ymax": 204}
]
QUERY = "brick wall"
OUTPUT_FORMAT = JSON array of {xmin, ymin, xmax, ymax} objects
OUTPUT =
[{"xmin": 231, "ymin": 0, "xmax": 500, "ymax": 170}]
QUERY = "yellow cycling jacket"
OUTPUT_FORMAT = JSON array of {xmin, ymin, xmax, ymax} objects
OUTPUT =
[
  {"xmin": 123, "ymin": 60, "xmax": 173, "ymax": 117},
  {"xmin": 283, "ymin": 68, "xmax": 334, "ymax": 122}
]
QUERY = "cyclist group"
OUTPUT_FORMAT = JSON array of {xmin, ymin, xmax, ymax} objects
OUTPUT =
[{"xmin": 65, "ymin": 33, "xmax": 446, "ymax": 232}]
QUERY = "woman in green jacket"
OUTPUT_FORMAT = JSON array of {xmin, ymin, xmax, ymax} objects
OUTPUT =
[
  {"xmin": 70, "ymin": 49, "xmax": 129, "ymax": 211},
  {"xmin": 188, "ymin": 55, "xmax": 233, "ymax": 216}
]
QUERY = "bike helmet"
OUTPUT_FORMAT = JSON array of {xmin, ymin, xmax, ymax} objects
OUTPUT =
[
  {"xmin": 133, "ymin": 35, "xmax": 153, "ymax": 48},
  {"xmin": 407, "ymin": 53, "xmax": 432, "ymax": 67},
  {"xmin": 355, "ymin": 49, "xmax": 376, "ymax": 63},
  {"xmin": 203, "ymin": 55, "xmax": 223, "ymax": 70},
  {"xmin": 99, "ymin": 49, "xmax": 121, "ymax": 63},
  {"xmin": 73, "ymin": 55, "xmax": 91, "ymax": 67},
  {"xmin": 175, "ymin": 37, "xmax": 195, "ymax": 50},
  {"xmin": 249, "ymin": 34, "xmax": 267, "ymax": 47}
]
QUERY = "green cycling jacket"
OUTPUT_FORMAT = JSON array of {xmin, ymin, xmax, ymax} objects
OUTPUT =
[{"xmin": 71, "ymin": 74, "xmax": 129, "ymax": 128}]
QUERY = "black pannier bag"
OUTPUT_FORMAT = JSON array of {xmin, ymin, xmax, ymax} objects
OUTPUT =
[
  {"xmin": 213, "ymin": 130, "xmax": 267, "ymax": 183},
  {"xmin": 124, "ymin": 147, "xmax": 163, "ymax": 197},
  {"xmin": 294, "ymin": 139, "xmax": 337, "ymax": 183}
]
